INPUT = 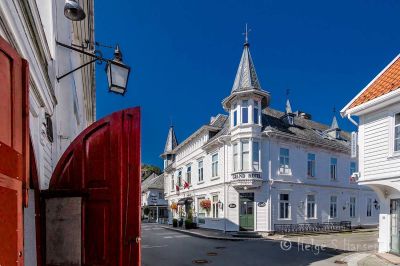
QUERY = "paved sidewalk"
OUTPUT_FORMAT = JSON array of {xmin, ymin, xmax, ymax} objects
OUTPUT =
[{"xmin": 161, "ymin": 226, "xmax": 263, "ymax": 241}]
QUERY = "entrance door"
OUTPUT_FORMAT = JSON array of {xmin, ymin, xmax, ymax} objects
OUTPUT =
[
  {"xmin": 239, "ymin": 193, "xmax": 254, "ymax": 231},
  {"xmin": 0, "ymin": 37, "xmax": 29, "ymax": 266},
  {"xmin": 391, "ymin": 199, "xmax": 400, "ymax": 254}
]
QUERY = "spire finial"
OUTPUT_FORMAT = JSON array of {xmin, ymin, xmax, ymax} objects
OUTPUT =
[{"xmin": 242, "ymin": 23, "xmax": 251, "ymax": 46}]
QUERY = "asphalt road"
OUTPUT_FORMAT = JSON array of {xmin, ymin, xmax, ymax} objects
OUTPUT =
[{"xmin": 141, "ymin": 224, "xmax": 347, "ymax": 266}]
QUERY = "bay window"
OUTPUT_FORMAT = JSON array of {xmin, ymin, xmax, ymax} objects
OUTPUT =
[
  {"xmin": 242, "ymin": 100, "xmax": 249, "ymax": 124},
  {"xmin": 252, "ymin": 141, "xmax": 260, "ymax": 171},
  {"xmin": 233, "ymin": 104, "xmax": 238, "ymax": 127},
  {"xmin": 253, "ymin": 101, "xmax": 259, "ymax": 124},
  {"xmin": 233, "ymin": 143, "xmax": 239, "ymax": 172},
  {"xmin": 241, "ymin": 141, "xmax": 250, "ymax": 170}
]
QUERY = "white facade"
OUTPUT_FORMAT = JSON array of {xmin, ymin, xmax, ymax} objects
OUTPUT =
[
  {"xmin": 341, "ymin": 54, "xmax": 400, "ymax": 254},
  {"xmin": 0, "ymin": 0, "xmax": 95, "ymax": 264},
  {"xmin": 163, "ymin": 40, "xmax": 378, "ymax": 233}
]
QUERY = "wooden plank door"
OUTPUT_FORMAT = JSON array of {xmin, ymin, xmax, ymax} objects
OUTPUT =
[
  {"xmin": 49, "ymin": 108, "xmax": 141, "ymax": 266},
  {"xmin": 0, "ymin": 36, "xmax": 29, "ymax": 266}
]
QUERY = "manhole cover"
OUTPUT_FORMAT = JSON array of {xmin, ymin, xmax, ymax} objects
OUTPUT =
[
  {"xmin": 334, "ymin": 260, "xmax": 347, "ymax": 264},
  {"xmin": 215, "ymin": 246, "xmax": 226, "ymax": 250},
  {"xmin": 192, "ymin": 259, "xmax": 209, "ymax": 264},
  {"xmin": 207, "ymin": 252, "xmax": 218, "ymax": 256}
]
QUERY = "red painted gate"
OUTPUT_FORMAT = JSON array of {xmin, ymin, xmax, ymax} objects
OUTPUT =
[
  {"xmin": 0, "ymin": 36, "xmax": 29, "ymax": 266},
  {"xmin": 48, "ymin": 107, "xmax": 141, "ymax": 266}
]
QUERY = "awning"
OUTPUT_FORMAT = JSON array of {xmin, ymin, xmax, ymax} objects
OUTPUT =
[{"xmin": 177, "ymin": 197, "xmax": 193, "ymax": 205}]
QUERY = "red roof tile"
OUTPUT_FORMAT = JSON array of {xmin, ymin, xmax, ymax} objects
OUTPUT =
[{"xmin": 349, "ymin": 56, "xmax": 400, "ymax": 109}]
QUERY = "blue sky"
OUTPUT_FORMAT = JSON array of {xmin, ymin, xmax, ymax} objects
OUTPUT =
[{"xmin": 95, "ymin": 0, "xmax": 399, "ymax": 168}]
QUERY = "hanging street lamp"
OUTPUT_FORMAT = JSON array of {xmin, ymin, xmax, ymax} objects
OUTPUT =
[
  {"xmin": 106, "ymin": 45, "xmax": 130, "ymax": 94},
  {"xmin": 56, "ymin": 41, "xmax": 131, "ymax": 95}
]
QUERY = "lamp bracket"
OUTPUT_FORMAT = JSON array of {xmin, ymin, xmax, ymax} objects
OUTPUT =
[{"xmin": 56, "ymin": 41, "xmax": 114, "ymax": 82}]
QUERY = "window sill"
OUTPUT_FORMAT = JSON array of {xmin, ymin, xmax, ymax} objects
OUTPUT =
[
  {"xmin": 305, "ymin": 217, "xmax": 318, "ymax": 220},
  {"xmin": 388, "ymin": 152, "xmax": 400, "ymax": 159},
  {"xmin": 279, "ymin": 173, "xmax": 292, "ymax": 176},
  {"xmin": 307, "ymin": 176, "xmax": 317, "ymax": 180},
  {"xmin": 211, "ymin": 177, "xmax": 220, "ymax": 181},
  {"xmin": 277, "ymin": 218, "xmax": 292, "ymax": 221},
  {"xmin": 197, "ymin": 181, "xmax": 205, "ymax": 185}
]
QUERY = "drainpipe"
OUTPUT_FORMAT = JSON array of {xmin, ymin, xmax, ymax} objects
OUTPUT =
[
  {"xmin": 347, "ymin": 114, "xmax": 358, "ymax": 127},
  {"xmin": 264, "ymin": 130, "xmax": 273, "ymax": 232}
]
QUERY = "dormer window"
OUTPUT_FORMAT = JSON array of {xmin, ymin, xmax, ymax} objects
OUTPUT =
[
  {"xmin": 242, "ymin": 100, "xmax": 249, "ymax": 124},
  {"xmin": 287, "ymin": 116, "xmax": 294, "ymax": 125}
]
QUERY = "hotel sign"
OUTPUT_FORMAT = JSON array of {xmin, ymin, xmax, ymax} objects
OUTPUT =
[{"xmin": 231, "ymin": 172, "xmax": 261, "ymax": 179}]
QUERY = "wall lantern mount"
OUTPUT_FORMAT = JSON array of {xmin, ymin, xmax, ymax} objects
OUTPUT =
[{"xmin": 56, "ymin": 41, "xmax": 131, "ymax": 95}]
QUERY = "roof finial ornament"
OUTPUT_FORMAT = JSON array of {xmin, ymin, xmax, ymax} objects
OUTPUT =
[
  {"xmin": 242, "ymin": 23, "xmax": 251, "ymax": 46},
  {"xmin": 285, "ymin": 89, "xmax": 293, "ymax": 114},
  {"xmin": 331, "ymin": 106, "xmax": 339, "ymax": 129}
]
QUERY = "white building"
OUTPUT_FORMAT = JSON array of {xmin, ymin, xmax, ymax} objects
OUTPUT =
[
  {"xmin": 141, "ymin": 173, "xmax": 168, "ymax": 223},
  {"xmin": 341, "ymin": 54, "xmax": 400, "ymax": 254},
  {"xmin": 162, "ymin": 37, "xmax": 378, "ymax": 233},
  {"xmin": 0, "ymin": 0, "xmax": 95, "ymax": 264}
]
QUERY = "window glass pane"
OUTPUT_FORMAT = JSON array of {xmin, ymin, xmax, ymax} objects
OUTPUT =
[
  {"xmin": 233, "ymin": 110, "xmax": 237, "ymax": 127},
  {"xmin": 242, "ymin": 108, "xmax": 248, "ymax": 123},
  {"xmin": 395, "ymin": 113, "xmax": 400, "ymax": 125},
  {"xmin": 254, "ymin": 107, "xmax": 259, "ymax": 124},
  {"xmin": 242, "ymin": 141, "xmax": 249, "ymax": 170},
  {"xmin": 252, "ymin": 142, "xmax": 259, "ymax": 170}
]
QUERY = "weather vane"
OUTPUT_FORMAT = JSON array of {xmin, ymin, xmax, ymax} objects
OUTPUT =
[{"xmin": 243, "ymin": 23, "xmax": 251, "ymax": 44}]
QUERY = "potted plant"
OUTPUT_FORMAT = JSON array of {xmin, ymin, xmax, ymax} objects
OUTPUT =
[
  {"xmin": 200, "ymin": 199, "xmax": 212, "ymax": 214},
  {"xmin": 172, "ymin": 218, "xmax": 178, "ymax": 227},
  {"xmin": 185, "ymin": 219, "xmax": 192, "ymax": 229}
]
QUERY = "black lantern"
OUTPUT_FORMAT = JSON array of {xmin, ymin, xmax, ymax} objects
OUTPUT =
[
  {"xmin": 106, "ymin": 45, "xmax": 130, "ymax": 95},
  {"xmin": 56, "ymin": 42, "xmax": 131, "ymax": 95},
  {"xmin": 64, "ymin": 0, "xmax": 86, "ymax": 21}
]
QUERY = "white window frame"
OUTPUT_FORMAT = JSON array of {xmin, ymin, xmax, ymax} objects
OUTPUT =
[
  {"xmin": 233, "ymin": 143, "xmax": 239, "ymax": 172},
  {"xmin": 178, "ymin": 170, "xmax": 182, "ymax": 187},
  {"xmin": 211, "ymin": 153, "xmax": 219, "ymax": 178},
  {"xmin": 307, "ymin": 153, "xmax": 316, "ymax": 177},
  {"xmin": 329, "ymin": 195, "xmax": 337, "ymax": 218},
  {"xmin": 279, "ymin": 148, "xmax": 290, "ymax": 175},
  {"xmin": 395, "ymin": 113, "xmax": 400, "ymax": 152},
  {"xmin": 252, "ymin": 141, "xmax": 260, "ymax": 171},
  {"xmin": 253, "ymin": 100, "xmax": 259, "ymax": 125},
  {"xmin": 186, "ymin": 164, "xmax": 192, "ymax": 185},
  {"xmin": 198, "ymin": 160, "xmax": 204, "ymax": 183},
  {"xmin": 232, "ymin": 103, "xmax": 238, "ymax": 128},
  {"xmin": 306, "ymin": 194, "xmax": 317, "ymax": 219},
  {"xmin": 278, "ymin": 193, "xmax": 290, "ymax": 220},
  {"xmin": 171, "ymin": 174, "xmax": 174, "ymax": 191},
  {"xmin": 330, "ymin": 158, "xmax": 337, "ymax": 181},
  {"xmin": 241, "ymin": 140, "xmax": 250, "ymax": 171},
  {"xmin": 212, "ymin": 195, "xmax": 219, "ymax": 218},
  {"xmin": 241, "ymin": 100, "xmax": 249, "ymax": 124}
]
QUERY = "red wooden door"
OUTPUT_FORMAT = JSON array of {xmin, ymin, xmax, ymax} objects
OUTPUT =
[
  {"xmin": 0, "ymin": 37, "xmax": 29, "ymax": 265},
  {"xmin": 49, "ymin": 108, "xmax": 141, "ymax": 266}
]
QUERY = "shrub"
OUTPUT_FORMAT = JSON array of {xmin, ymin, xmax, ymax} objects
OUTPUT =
[{"xmin": 172, "ymin": 218, "xmax": 178, "ymax": 227}]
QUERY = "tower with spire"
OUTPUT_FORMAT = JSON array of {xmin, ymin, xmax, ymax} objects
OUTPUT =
[
  {"xmin": 222, "ymin": 24, "xmax": 270, "ymax": 132},
  {"xmin": 161, "ymin": 126, "xmax": 178, "ymax": 169},
  {"xmin": 325, "ymin": 107, "xmax": 341, "ymax": 139}
]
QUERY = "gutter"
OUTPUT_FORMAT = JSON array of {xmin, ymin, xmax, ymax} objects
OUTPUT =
[{"xmin": 347, "ymin": 114, "xmax": 358, "ymax": 127}]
